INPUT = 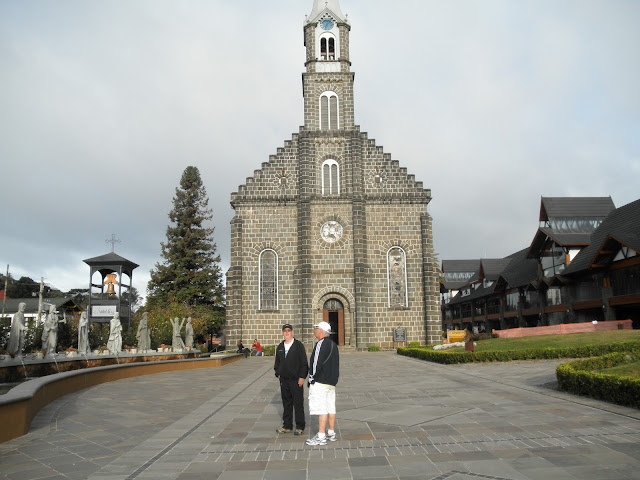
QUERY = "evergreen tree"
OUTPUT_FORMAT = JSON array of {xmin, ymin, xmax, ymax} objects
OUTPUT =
[{"xmin": 147, "ymin": 166, "xmax": 224, "ymax": 309}]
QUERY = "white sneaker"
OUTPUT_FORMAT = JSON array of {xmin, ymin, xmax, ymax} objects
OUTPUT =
[
  {"xmin": 305, "ymin": 434, "xmax": 327, "ymax": 446},
  {"xmin": 327, "ymin": 431, "xmax": 337, "ymax": 442}
]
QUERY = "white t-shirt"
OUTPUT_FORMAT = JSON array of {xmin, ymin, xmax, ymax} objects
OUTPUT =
[{"xmin": 284, "ymin": 338, "xmax": 294, "ymax": 357}]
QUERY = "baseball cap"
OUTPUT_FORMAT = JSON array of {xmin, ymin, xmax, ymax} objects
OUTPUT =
[
  {"xmin": 313, "ymin": 321, "xmax": 332, "ymax": 333},
  {"xmin": 282, "ymin": 323, "xmax": 293, "ymax": 331}
]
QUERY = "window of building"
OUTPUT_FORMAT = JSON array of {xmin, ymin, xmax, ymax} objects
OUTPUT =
[
  {"xmin": 319, "ymin": 34, "xmax": 336, "ymax": 60},
  {"xmin": 259, "ymin": 249, "xmax": 278, "ymax": 310},
  {"xmin": 321, "ymin": 159, "xmax": 339, "ymax": 195},
  {"xmin": 319, "ymin": 91, "xmax": 339, "ymax": 130},
  {"xmin": 387, "ymin": 247, "xmax": 408, "ymax": 307}
]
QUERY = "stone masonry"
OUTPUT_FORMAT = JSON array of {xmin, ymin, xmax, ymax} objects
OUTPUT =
[{"xmin": 226, "ymin": 1, "xmax": 440, "ymax": 350}]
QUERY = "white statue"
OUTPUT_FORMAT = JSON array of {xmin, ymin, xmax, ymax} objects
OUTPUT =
[
  {"xmin": 136, "ymin": 312, "xmax": 151, "ymax": 351},
  {"xmin": 7, "ymin": 302, "xmax": 27, "ymax": 357},
  {"xmin": 169, "ymin": 317, "xmax": 186, "ymax": 350},
  {"xmin": 106, "ymin": 312, "xmax": 122, "ymax": 354},
  {"xmin": 184, "ymin": 317, "xmax": 194, "ymax": 349},
  {"xmin": 78, "ymin": 311, "xmax": 90, "ymax": 355},
  {"xmin": 41, "ymin": 305, "xmax": 65, "ymax": 355}
]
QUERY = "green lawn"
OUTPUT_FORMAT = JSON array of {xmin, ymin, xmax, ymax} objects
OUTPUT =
[
  {"xmin": 440, "ymin": 330, "xmax": 640, "ymax": 352},
  {"xmin": 597, "ymin": 361, "xmax": 640, "ymax": 379}
]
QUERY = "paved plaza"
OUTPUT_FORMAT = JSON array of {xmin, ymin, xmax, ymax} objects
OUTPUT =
[{"xmin": 0, "ymin": 351, "xmax": 639, "ymax": 480}]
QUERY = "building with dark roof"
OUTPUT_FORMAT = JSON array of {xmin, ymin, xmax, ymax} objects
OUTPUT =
[{"xmin": 442, "ymin": 196, "xmax": 640, "ymax": 332}]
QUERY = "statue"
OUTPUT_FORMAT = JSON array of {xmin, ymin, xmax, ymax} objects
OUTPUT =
[
  {"xmin": 78, "ymin": 311, "xmax": 90, "ymax": 355},
  {"xmin": 41, "ymin": 305, "xmax": 65, "ymax": 355},
  {"xmin": 184, "ymin": 317, "xmax": 194, "ymax": 349},
  {"xmin": 7, "ymin": 302, "xmax": 27, "ymax": 357},
  {"xmin": 136, "ymin": 312, "xmax": 151, "ymax": 351},
  {"xmin": 169, "ymin": 317, "xmax": 186, "ymax": 350},
  {"xmin": 106, "ymin": 312, "xmax": 122, "ymax": 353}
]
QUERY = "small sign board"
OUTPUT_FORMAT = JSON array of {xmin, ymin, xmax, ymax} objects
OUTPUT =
[
  {"xmin": 91, "ymin": 305, "xmax": 117, "ymax": 317},
  {"xmin": 393, "ymin": 328, "xmax": 407, "ymax": 343}
]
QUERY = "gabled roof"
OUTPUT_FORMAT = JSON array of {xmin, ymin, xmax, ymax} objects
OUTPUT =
[
  {"xmin": 564, "ymin": 198, "xmax": 640, "ymax": 275},
  {"xmin": 448, "ymin": 282, "xmax": 498, "ymax": 305},
  {"xmin": 442, "ymin": 260, "xmax": 479, "ymax": 272},
  {"xmin": 527, "ymin": 228, "xmax": 592, "ymax": 259},
  {"xmin": 1, "ymin": 297, "xmax": 82, "ymax": 315},
  {"xmin": 441, "ymin": 259, "xmax": 480, "ymax": 290},
  {"xmin": 495, "ymin": 248, "xmax": 539, "ymax": 290},
  {"xmin": 540, "ymin": 196, "xmax": 615, "ymax": 221},
  {"xmin": 481, "ymin": 258, "xmax": 513, "ymax": 281}
]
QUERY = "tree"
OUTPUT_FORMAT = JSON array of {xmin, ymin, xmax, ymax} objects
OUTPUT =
[{"xmin": 147, "ymin": 166, "xmax": 225, "ymax": 309}]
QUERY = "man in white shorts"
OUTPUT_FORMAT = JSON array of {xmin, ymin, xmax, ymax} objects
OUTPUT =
[{"xmin": 306, "ymin": 321, "xmax": 340, "ymax": 446}]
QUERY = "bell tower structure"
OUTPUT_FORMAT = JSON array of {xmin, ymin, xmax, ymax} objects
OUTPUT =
[{"xmin": 227, "ymin": 0, "xmax": 441, "ymax": 350}]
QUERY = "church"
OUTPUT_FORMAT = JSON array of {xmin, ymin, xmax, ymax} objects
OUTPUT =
[{"xmin": 226, "ymin": 0, "xmax": 440, "ymax": 349}]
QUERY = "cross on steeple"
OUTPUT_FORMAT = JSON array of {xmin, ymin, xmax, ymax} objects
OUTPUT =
[{"xmin": 105, "ymin": 234, "xmax": 121, "ymax": 252}]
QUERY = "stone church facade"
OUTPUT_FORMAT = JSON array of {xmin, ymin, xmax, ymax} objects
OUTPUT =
[{"xmin": 226, "ymin": 0, "xmax": 440, "ymax": 349}]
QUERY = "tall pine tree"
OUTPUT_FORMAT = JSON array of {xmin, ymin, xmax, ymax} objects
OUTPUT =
[{"xmin": 147, "ymin": 166, "xmax": 224, "ymax": 309}]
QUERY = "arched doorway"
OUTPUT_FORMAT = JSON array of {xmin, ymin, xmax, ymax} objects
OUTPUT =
[{"xmin": 323, "ymin": 298, "xmax": 344, "ymax": 345}]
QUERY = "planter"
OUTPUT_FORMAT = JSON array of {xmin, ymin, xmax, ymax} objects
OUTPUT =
[
  {"xmin": 129, "ymin": 348, "xmax": 138, "ymax": 354},
  {"xmin": 93, "ymin": 350, "xmax": 100, "ymax": 355},
  {"xmin": 66, "ymin": 351, "xmax": 77, "ymax": 358},
  {"xmin": 34, "ymin": 352, "xmax": 44, "ymax": 359}
]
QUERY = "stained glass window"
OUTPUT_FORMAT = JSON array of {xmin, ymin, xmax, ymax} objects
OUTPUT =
[
  {"xmin": 259, "ymin": 249, "xmax": 277, "ymax": 310},
  {"xmin": 387, "ymin": 247, "xmax": 407, "ymax": 307}
]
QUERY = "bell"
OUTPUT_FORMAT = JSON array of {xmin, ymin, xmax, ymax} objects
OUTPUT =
[{"xmin": 104, "ymin": 273, "xmax": 118, "ymax": 295}]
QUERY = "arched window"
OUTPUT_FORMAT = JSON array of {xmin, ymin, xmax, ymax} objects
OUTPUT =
[
  {"xmin": 319, "ymin": 91, "xmax": 339, "ymax": 130},
  {"xmin": 319, "ymin": 33, "xmax": 336, "ymax": 61},
  {"xmin": 259, "ymin": 249, "xmax": 278, "ymax": 310},
  {"xmin": 387, "ymin": 247, "xmax": 408, "ymax": 307},
  {"xmin": 322, "ymin": 159, "xmax": 339, "ymax": 195}
]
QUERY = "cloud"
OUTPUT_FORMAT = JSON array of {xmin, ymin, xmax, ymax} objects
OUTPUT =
[{"xmin": 1, "ymin": 0, "xmax": 638, "ymax": 299}]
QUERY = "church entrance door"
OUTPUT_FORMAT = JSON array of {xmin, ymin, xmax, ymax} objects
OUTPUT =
[{"xmin": 322, "ymin": 299, "xmax": 344, "ymax": 345}]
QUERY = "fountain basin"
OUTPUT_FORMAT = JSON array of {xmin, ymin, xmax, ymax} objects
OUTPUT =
[{"xmin": 0, "ymin": 352, "xmax": 241, "ymax": 443}]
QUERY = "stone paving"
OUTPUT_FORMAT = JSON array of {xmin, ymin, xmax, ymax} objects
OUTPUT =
[{"xmin": 0, "ymin": 352, "xmax": 639, "ymax": 480}]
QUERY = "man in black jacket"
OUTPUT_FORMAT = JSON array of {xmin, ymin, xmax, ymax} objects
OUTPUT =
[
  {"xmin": 306, "ymin": 321, "xmax": 339, "ymax": 446},
  {"xmin": 274, "ymin": 323, "xmax": 308, "ymax": 435}
]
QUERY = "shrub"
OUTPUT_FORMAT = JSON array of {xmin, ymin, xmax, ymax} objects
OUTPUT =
[
  {"xmin": 408, "ymin": 341, "xmax": 420, "ymax": 348},
  {"xmin": 368, "ymin": 345, "xmax": 381, "ymax": 352},
  {"xmin": 262, "ymin": 345, "xmax": 276, "ymax": 356},
  {"xmin": 556, "ymin": 352, "xmax": 640, "ymax": 409},
  {"xmin": 397, "ymin": 340, "xmax": 640, "ymax": 364}
]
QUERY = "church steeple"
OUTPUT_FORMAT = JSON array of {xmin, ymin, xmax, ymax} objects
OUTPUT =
[
  {"xmin": 303, "ymin": 0, "xmax": 353, "ymax": 131},
  {"xmin": 308, "ymin": 0, "xmax": 346, "ymax": 23}
]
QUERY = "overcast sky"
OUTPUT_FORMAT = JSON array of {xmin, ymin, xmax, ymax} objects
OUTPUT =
[{"xmin": 1, "ymin": 0, "xmax": 638, "ymax": 300}]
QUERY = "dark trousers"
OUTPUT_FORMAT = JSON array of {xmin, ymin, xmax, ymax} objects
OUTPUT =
[{"xmin": 280, "ymin": 378, "xmax": 305, "ymax": 430}]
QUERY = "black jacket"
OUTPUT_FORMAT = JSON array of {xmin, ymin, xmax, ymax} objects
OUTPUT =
[
  {"xmin": 274, "ymin": 339, "xmax": 309, "ymax": 380},
  {"xmin": 309, "ymin": 338, "xmax": 339, "ymax": 386}
]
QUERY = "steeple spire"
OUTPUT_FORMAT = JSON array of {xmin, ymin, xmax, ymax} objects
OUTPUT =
[{"xmin": 308, "ymin": 0, "xmax": 346, "ymax": 23}]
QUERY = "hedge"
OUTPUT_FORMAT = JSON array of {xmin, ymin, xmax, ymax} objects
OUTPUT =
[
  {"xmin": 397, "ymin": 340, "xmax": 640, "ymax": 364},
  {"xmin": 556, "ymin": 352, "xmax": 640, "ymax": 409}
]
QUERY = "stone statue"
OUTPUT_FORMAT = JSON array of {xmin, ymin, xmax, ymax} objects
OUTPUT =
[
  {"xmin": 136, "ymin": 312, "xmax": 151, "ymax": 351},
  {"xmin": 169, "ymin": 317, "xmax": 186, "ymax": 350},
  {"xmin": 41, "ymin": 305, "xmax": 65, "ymax": 355},
  {"xmin": 78, "ymin": 311, "xmax": 90, "ymax": 355},
  {"xmin": 7, "ymin": 302, "xmax": 27, "ymax": 357},
  {"xmin": 184, "ymin": 317, "xmax": 194, "ymax": 349},
  {"xmin": 106, "ymin": 312, "xmax": 122, "ymax": 354}
]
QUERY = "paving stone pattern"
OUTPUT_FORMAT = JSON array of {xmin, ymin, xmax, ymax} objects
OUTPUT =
[{"xmin": 1, "ymin": 353, "xmax": 639, "ymax": 479}]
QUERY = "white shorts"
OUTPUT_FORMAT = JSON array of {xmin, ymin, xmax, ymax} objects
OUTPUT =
[{"xmin": 308, "ymin": 382, "xmax": 336, "ymax": 415}]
